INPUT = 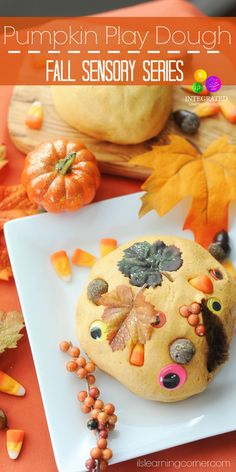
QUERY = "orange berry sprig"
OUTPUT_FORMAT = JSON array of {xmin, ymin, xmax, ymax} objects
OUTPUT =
[{"xmin": 59, "ymin": 340, "xmax": 116, "ymax": 471}]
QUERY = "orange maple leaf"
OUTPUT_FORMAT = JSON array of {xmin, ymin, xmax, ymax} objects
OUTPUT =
[
  {"xmin": 0, "ymin": 235, "xmax": 12, "ymax": 281},
  {"xmin": 0, "ymin": 184, "xmax": 38, "ymax": 231},
  {"xmin": 130, "ymin": 135, "xmax": 236, "ymax": 248},
  {"xmin": 0, "ymin": 185, "xmax": 38, "ymax": 281}
]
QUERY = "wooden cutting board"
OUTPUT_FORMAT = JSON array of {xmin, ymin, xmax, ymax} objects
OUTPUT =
[{"xmin": 8, "ymin": 85, "xmax": 236, "ymax": 180}]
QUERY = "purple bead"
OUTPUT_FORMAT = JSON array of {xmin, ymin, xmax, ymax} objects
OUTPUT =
[{"xmin": 206, "ymin": 76, "xmax": 222, "ymax": 93}]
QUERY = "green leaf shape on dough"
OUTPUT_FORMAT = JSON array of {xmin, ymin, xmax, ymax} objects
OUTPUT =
[{"xmin": 118, "ymin": 240, "xmax": 183, "ymax": 288}]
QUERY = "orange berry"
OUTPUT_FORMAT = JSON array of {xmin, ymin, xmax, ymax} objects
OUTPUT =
[
  {"xmin": 100, "ymin": 459, "xmax": 108, "ymax": 471},
  {"xmin": 85, "ymin": 396, "xmax": 95, "ymax": 407},
  {"xmin": 94, "ymin": 400, "xmax": 104, "ymax": 410},
  {"xmin": 59, "ymin": 340, "xmax": 70, "ymax": 352},
  {"xmin": 195, "ymin": 324, "xmax": 206, "ymax": 336},
  {"xmin": 89, "ymin": 387, "xmax": 100, "ymax": 399},
  {"xmin": 77, "ymin": 368, "xmax": 87, "ymax": 379},
  {"xmin": 90, "ymin": 408, "xmax": 101, "ymax": 419},
  {"xmin": 98, "ymin": 412, "xmax": 108, "ymax": 423},
  {"xmin": 85, "ymin": 458, "xmax": 95, "ymax": 470},
  {"xmin": 104, "ymin": 403, "xmax": 115, "ymax": 415},
  {"xmin": 77, "ymin": 356, "xmax": 87, "ymax": 367},
  {"xmin": 77, "ymin": 390, "xmax": 88, "ymax": 402},
  {"xmin": 187, "ymin": 314, "xmax": 199, "ymax": 327},
  {"xmin": 99, "ymin": 430, "xmax": 108, "ymax": 439},
  {"xmin": 102, "ymin": 448, "xmax": 113, "ymax": 461},
  {"xmin": 81, "ymin": 404, "xmax": 91, "ymax": 414},
  {"xmin": 189, "ymin": 302, "xmax": 201, "ymax": 314},
  {"xmin": 90, "ymin": 447, "xmax": 102, "ymax": 460},
  {"xmin": 97, "ymin": 438, "xmax": 107, "ymax": 449},
  {"xmin": 107, "ymin": 423, "xmax": 115, "ymax": 431},
  {"xmin": 179, "ymin": 305, "xmax": 190, "ymax": 317},
  {"xmin": 69, "ymin": 346, "xmax": 80, "ymax": 358},
  {"xmin": 66, "ymin": 360, "xmax": 77, "ymax": 372},
  {"xmin": 108, "ymin": 414, "xmax": 117, "ymax": 425},
  {"xmin": 87, "ymin": 374, "xmax": 96, "ymax": 385},
  {"xmin": 85, "ymin": 362, "xmax": 95, "ymax": 373}
]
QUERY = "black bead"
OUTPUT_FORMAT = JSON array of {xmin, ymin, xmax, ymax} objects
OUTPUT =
[
  {"xmin": 208, "ymin": 243, "xmax": 226, "ymax": 262},
  {"xmin": 163, "ymin": 373, "xmax": 180, "ymax": 389},
  {"xmin": 213, "ymin": 231, "xmax": 230, "ymax": 254},
  {"xmin": 87, "ymin": 419, "xmax": 99, "ymax": 430},
  {"xmin": 173, "ymin": 110, "xmax": 200, "ymax": 135}
]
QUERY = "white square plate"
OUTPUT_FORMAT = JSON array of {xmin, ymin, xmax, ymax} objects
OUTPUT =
[{"xmin": 5, "ymin": 192, "xmax": 236, "ymax": 472}]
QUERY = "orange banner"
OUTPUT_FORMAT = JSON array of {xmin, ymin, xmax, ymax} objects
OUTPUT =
[{"xmin": 0, "ymin": 17, "xmax": 235, "ymax": 85}]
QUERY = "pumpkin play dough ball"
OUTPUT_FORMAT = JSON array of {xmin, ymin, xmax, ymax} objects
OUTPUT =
[
  {"xmin": 51, "ymin": 85, "xmax": 173, "ymax": 145},
  {"xmin": 77, "ymin": 235, "xmax": 236, "ymax": 402},
  {"xmin": 21, "ymin": 139, "xmax": 100, "ymax": 213}
]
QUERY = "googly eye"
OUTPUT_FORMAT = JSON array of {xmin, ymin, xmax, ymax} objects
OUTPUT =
[
  {"xmin": 151, "ymin": 311, "xmax": 166, "ymax": 328},
  {"xmin": 90, "ymin": 320, "xmax": 107, "ymax": 342},
  {"xmin": 158, "ymin": 364, "xmax": 187, "ymax": 390},
  {"xmin": 207, "ymin": 297, "xmax": 222, "ymax": 314},
  {"xmin": 209, "ymin": 269, "xmax": 223, "ymax": 281}
]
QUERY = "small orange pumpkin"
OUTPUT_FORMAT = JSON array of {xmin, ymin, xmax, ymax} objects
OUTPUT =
[{"xmin": 21, "ymin": 140, "xmax": 100, "ymax": 213}]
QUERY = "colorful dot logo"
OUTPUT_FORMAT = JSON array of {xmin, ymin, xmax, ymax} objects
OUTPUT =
[{"xmin": 191, "ymin": 69, "xmax": 222, "ymax": 94}]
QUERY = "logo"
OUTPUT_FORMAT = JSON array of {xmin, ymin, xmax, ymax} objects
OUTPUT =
[{"xmin": 192, "ymin": 68, "xmax": 222, "ymax": 94}]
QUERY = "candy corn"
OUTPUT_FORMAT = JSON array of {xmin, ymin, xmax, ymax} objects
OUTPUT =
[
  {"xmin": 72, "ymin": 248, "xmax": 96, "ymax": 267},
  {"xmin": 220, "ymin": 100, "xmax": 236, "ymax": 123},
  {"xmin": 6, "ymin": 429, "xmax": 24, "ymax": 460},
  {"xmin": 129, "ymin": 344, "xmax": 144, "ymax": 366},
  {"xmin": 0, "ymin": 371, "xmax": 25, "ymax": 396},
  {"xmin": 194, "ymin": 102, "xmax": 220, "ymax": 118},
  {"xmin": 222, "ymin": 259, "xmax": 236, "ymax": 279},
  {"xmin": 100, "ymin": 239, "xmax": 117, "ymax": 257},
  {"xmin": 182, "ymin": 85, "xmax": 210, "ymax": 96},
  {"xmin": 50, "ymin": 250, "xmax": 72, "ymax": 282},
  {"xmin": 189, "ymin": 275, "xmax": 213, "ymax": 294},
  {"xmin": 25, "ymin": 100, "xmax": 43, "ymax": 130}
]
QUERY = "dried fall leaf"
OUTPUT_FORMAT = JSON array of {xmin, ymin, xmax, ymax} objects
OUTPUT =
[
  {"xmin": 130, "ymin": 135, "xmax": 236, "ymax": 248},
  {"xmin": 0, "ymin": 184, "xmax": 38, "ymax": 231},
  {"xmin": 100, "ymin": 285, "xmax": 157, "ymax": 351},
  {"xmin": 0, "ymin": 311, "xmax": 24, "ymax": 354},
  {"xmin": 0, "ymin": 184, "xmax": 38, "ymax": 212},
  {"xmin": 0, "ymin": 185, "xmax": 38, "ymax": 280}
]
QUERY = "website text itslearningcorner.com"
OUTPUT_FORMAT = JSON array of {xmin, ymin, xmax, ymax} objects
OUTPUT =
[{"xmin": 137, "ymin": 458, "xmax": 232, "ymax": 469}]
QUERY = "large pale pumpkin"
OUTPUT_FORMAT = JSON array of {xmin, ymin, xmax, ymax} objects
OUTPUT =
[{"xmin": 52, "ymin": 85, "xmax": 173, "ymax": 145}]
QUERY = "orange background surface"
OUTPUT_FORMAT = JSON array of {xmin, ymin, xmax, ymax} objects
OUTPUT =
[{"xmin": 0, "ymin": 1, "xmax": 236, "ymax": 471}]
